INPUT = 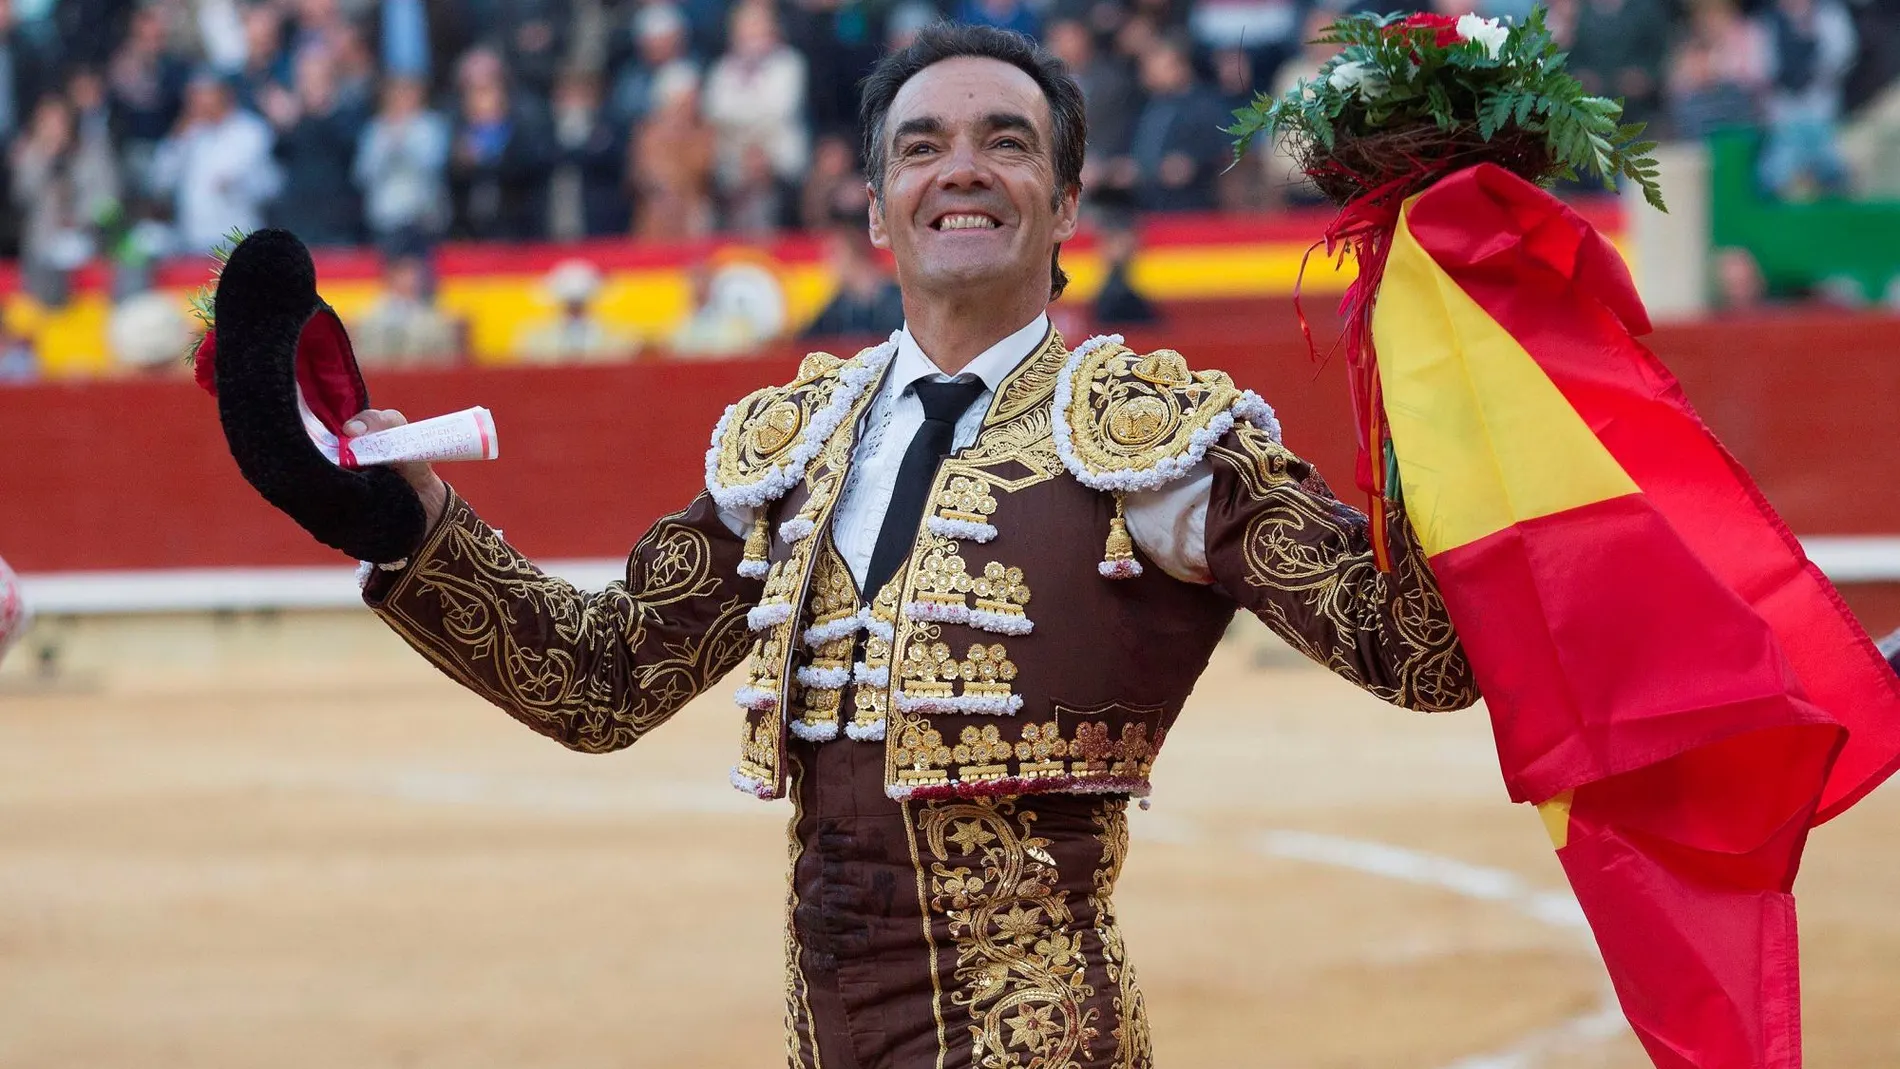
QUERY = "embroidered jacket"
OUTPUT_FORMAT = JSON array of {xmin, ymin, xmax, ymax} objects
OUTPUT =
[{"xmin": 365, "ymin": 329, "xmax": 1477, "ymax": 799}]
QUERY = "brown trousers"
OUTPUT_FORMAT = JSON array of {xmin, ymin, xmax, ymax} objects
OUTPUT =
[{"xmin": 784, "ymin": 734, "xmax": 1153, "ymax": 1069}]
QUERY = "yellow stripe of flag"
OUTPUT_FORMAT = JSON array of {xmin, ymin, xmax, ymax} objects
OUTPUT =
[{"xmin": 1371, "ymin": 204, "xmax": 1639, "ymax": 557}]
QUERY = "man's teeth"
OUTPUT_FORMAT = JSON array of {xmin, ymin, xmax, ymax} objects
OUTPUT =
[{"xmin": 938, "ymin": 215, "xmax": 999, "ymax": 230}]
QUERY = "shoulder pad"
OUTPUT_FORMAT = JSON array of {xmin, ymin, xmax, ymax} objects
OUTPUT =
[
  {"xmin": 705, "ymin": 338, "xmax": 897, "ymax": 509},
  {"xmin": 1052, "ymin": 335, "xmax": 1281, "ymax": 491}
]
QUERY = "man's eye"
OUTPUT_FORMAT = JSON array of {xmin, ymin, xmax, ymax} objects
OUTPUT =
[
  {"xmin": 904, "ymin": 143, "xmax": 935, "ymax": 156},
  {"xmin": 994, "ymin": 138, "xmax": 1025, "ymax": 150}
]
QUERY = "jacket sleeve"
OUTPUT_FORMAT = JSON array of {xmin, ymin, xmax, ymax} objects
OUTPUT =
[
  {"xmin": 363, "ymin": 487, "xmax": 765, "ymax": 751},
  {"xmin": 1201, "ymin": 421, "xmax": 1478, "ymax": 712}
]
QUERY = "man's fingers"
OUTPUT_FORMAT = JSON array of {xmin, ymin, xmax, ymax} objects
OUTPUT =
[{"xmin": 343, "ymin": 409, "xmax": 408, "ymax": 436}]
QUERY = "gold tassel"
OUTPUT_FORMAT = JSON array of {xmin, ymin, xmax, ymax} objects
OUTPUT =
[
  {"xmin": 738, "ymin": 515, "xmax": 771, "ymax": 578},
  {"xmin": 1099, "ymin": 492, "xmax": 1143, "ymax": 579}
]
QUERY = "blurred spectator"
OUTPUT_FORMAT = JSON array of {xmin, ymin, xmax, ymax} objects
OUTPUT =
[
  {"xmin": 264, "ymin": 50, "xmax": 366, "ymax": 245},
  {"xmin": 106, "ymin": 4, "xmax": 192, "ymax": 182},
  {"xmin": 802, "ymin": 224, "xmax": 903, "ymax": 339},
  {"xmin": 722, "ymin": 140, "xmax": 799, "ymax": 235},
  {"xmin": 447, "ymin": 47, "xmax": 553, "ymax": 240},
  {"xmin": 670, "ymin": 258, "xmax": 774, "ymax": 356},
  {"xmin": 107, "ymin": 288, "xmax": 192, "ymax": 375},
  {"xmin": 547, "ymin": 67, "xmax": 630, "ymax": 239},
  {"xmin": 608, "ymin": 2, "xmax": 699, "ymax": 123},
  {"xmin": 1712, "ymin": 246, "xmax": 1768, "ymax": 310},
  {"xmin": 1045, "ymin": 17, "xmax": 1142, "ymax": 189},
  {"xmin": 516, "ymin": 258, "xmax": 637, "ymax": 362},
  {"xmin": 148, "ymin": 71, "xmax": 281, "ymax": 255},
  {"xmin": 799, "ymin": 131, "xmax": 867, "ymax": 231},
  {"xmin": 1, "ymin": 0, "xmax": 56, "ymax": 150},
  {"xmin": 286, "ymin": 0, "xmax": 352, "ymax": 70},
  {"xmin": 352, "ymin": 248, "xmax": 461, "ymax": 365},
  {"xmin": 232, "ymin": 2, "xmax": 291, "ymax": 113},
  {"xmin": 65, "ymin": 67, "xmax": 124, "ymax": 221},
  {"xmin": 329, "ymin": 22, "xmax": 378, "ymax": 115},
  {"xmin": 956, "ymin": 0, "xmax": 1040, "ymax": 38},
  {"xmin": 1115, "ymin": 34, "xmax": 1229, "ymax": 212},
  {"xmin": 631, "ymin": 64, "xmax": 715, "ymax": 240},
  {"xmin": 1758, "ymin": 0, "xmax": 1857, "ymax": 199},
  {"xmin": 1666, "ymin": 0, "xmax": 1768, "ymax": 140},
  {"xmin": 1091, "ymin": 201, "xmax": 1158, "ymax": 326},
  {"xmin": 1567, "ymin": 0, "xmax": 1670, "ymax": 129},
  {"xmin": 354, "ymin": 75, "xmax": 451, "ymax": 245},
  {"xmin": 196, "ymin": 0, "xmax": 250, "ymax": 74},
  {"xmin": 490, "ymin": 0, "xmax": 573, "ymax": 103},
  {"xmin": 703, "ymin": 1, "xmax": 809, "ymax": 191},
  {"xmin": 9, "ymin": 96, "xmax": 91, "ymax": 304}
]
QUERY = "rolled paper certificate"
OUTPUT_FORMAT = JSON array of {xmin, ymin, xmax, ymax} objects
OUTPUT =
[
  {"xmin": 338, "ymin": 407, "xmax": 500, "ymax": 469},
  {"xmin": 297, "ymin": 391, "xmax": 500, "ymax": 469}
]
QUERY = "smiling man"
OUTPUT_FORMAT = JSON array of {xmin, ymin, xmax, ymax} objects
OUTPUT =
[{"xmin": 346, "ymin": 24, "xmax": 1476, "ymax": 1068}]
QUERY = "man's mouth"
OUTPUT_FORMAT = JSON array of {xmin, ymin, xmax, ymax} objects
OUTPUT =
[{"xmin": 931, "ymin": 213, "xmax": 1002, "ymax": 231}]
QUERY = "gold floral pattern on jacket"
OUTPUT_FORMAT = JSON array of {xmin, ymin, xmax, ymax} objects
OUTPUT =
[
  {"xmin": 371, "ymin": 492, "xmax": 755, "ymax": 754},
  {"xmin": 1205, "ymin": 422, "xmax": 1477, "ymax": 713},
  {"xmin": 1061, "ymin": 342, "xmax": 1241, "ymax": 479},
  {"xmin": 1089, "ymin": 803, "xmax": 1151, "ymax": 1069},
  {"xmin": 920, "ymin": 799, "xmax": 1100, "ymax": 1068}
]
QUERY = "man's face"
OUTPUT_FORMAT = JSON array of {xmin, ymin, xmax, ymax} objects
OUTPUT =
[{"xmin": 868, "ymin": 57, "xmax": 1078, "ymax": 301}]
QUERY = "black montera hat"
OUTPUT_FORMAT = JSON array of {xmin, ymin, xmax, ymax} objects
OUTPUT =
[{"xmin": 194, "ymin": 229, "xmax": 426, "ymax": 564}]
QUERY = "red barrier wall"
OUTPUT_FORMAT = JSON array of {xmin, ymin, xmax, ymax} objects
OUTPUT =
[{"xmin": 2, "ymin": 302, "xmax": 1896, "ymax": 625}]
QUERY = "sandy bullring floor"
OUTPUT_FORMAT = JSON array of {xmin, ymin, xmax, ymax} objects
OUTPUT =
[{"xmin": 2, "ymin": 610, "xmax": 1897, "ymax": 1068}]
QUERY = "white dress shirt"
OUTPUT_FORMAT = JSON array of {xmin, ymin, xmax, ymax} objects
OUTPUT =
[{"xmin": 720, "ymin": 314, "xmax": 1218, "ymax": 589}]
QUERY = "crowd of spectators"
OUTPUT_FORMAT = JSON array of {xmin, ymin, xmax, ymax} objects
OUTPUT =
[{"xmin": 1, "ymin": 0, "xmax": 1897, "ymax": 371}]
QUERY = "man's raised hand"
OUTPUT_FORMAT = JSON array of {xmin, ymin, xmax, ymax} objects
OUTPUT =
[{"xmin": 344, "ymin": 409, "xmax": 450, "ymax": 528}]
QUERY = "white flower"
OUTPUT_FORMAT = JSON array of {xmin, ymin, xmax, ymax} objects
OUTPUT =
[
  {"xmin": 1326, "ymin": 60, "xmax": 1388, "ymax": 100},
  {"xmin": 1457, "ymin": 14, "xmax": 1510, "ymax": 59}
]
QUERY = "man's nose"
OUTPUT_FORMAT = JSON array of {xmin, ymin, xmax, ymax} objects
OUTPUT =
[{"xmin": 935, "ymin": 141, "xmax": 993, "ymax": 189}]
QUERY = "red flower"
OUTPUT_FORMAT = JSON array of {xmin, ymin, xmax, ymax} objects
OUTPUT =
[
  {"xmin": 1392, "ymin": 12, "xmax": 1464, "ymax": 47},
  {"xmin": 192, "ymin": 329, "xmax": 218, "ymax": 396}
]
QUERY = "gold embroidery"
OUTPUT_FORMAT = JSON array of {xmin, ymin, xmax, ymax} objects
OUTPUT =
[
  {"xmin": 984, "ymin": 328, "xmax": 1066, "ymax": 427},
  {"xmin": 374, "ymin": 496, "xmax": 752, "ymax": 754},
  {"xmin": 783, "ymin": 752, "xmax": 821, "ymax": 1069},
  {"xmin": 751, "ymin": 399, "xmax": 804, "ymax": 457},
  {"xmin": 1061, "ymin": 342, "xmax": 1241, "ymax": 480},
  {"xmin": 1206, "ymin": 424, "xmax": 1475, "ymax": 712},
  {"xmin": 890, "ymin": 714, "xmax": 1162, "ymax": 789},
  {"xmin": 900, "ymin": 641, "xmax": 1019, "ymax": 699},
  {"xmin": 936, "ymin": 475, "xmax": 998, "ymax": 525},
  {"xmin": 1089, "ymin": 803, "xmax": 1151, "ymax": 1069},
  {"xmin": 920, "ymin": 799, "xmax": 1099, "ymax": 1069},
  {"xmin": 970, "ymin": 562, "xmax": 1030, "ymax": 619}
]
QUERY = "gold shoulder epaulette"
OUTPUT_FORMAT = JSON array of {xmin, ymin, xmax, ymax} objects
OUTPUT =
[
  {"xmin": 704, "ymin": 337, "xmax": 898, "ymax": 509},
  {"xmin": 1051, "ymin": 334, "xmax": 1281, "ymax": 492}
]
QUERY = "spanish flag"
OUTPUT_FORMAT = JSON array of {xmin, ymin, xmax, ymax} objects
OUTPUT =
[{"xmin": 1370, "ymin": 164, "xmax": 1900, "ymax": 1067}]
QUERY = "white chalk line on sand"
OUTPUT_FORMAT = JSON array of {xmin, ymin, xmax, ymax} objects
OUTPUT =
[{"xmin": 322, "ymin": 768, "xmax": 1622, "ymax": 1069}]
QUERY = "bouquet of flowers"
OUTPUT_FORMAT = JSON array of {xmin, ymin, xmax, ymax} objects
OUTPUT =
[{"xmin": 1230, "ymin": 8, "xmax": 1664, "ymax": 211}]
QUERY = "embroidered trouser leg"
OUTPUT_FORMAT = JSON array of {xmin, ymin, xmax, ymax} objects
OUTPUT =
[{"xmin": 783, "ymin": 735, "xmax": 1153, "ymax": 1069}]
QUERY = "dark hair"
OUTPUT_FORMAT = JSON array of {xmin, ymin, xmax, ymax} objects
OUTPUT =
[{"xmin": 859, "ymin": 23, "xmax": 1087, "ymax": 299}]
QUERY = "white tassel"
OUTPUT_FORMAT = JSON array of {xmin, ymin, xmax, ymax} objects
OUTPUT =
[
  {"xmin": 746, "ymin": 602, "xmax": 795, "ymax": 631},
  {"xmin": 845, "ymin": 718, "xmax": 888, "ymax": 742},
  {"xmin": 789, "ymin": 718, "xmax": 841, "ymax": 742},
  {"xmin": 925, "ymin": 516, "xmax": 999, "ymax": 542},
  {"xmin": 732, "ymin": 685, "xmax": 780, "ymax": 711},
  {"xmin": 966, "ymin": 607, "xmax": 1034, "ymax": 635},
  {"xmin": 795, "ymin": 664, "xmax": 852, "ymax": 689}
]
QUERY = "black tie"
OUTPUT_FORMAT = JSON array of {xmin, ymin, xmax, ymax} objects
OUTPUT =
[{"xmin": 863, "ymin": 378, "xmax": 987, "ymax": 599}]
